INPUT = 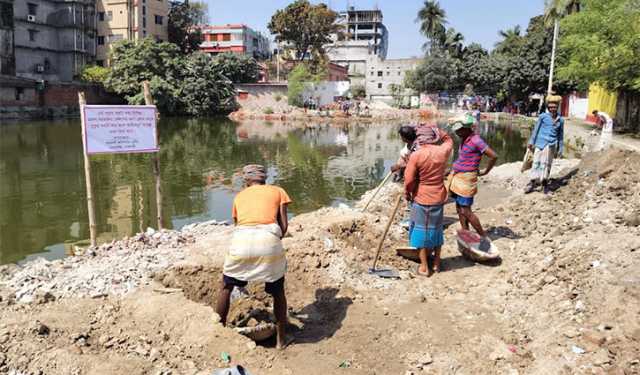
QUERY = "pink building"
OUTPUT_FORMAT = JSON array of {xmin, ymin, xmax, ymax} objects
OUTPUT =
[{"xmin": 198, "ymin": 24, "xmax": 270, "ymax": 60}]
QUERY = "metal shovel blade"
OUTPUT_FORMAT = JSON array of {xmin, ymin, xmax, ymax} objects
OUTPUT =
[{"xmin": 368, "ymin": 267, "xmax": 400, "ymax": 279}]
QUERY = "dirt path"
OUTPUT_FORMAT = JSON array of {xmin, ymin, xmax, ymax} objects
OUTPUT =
[{"xmin": 1, "ymin": 149, "xmax": 639, "ymax": 375}]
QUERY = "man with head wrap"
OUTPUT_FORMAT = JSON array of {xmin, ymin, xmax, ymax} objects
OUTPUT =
[
  {"xmin": 404, "ymin": 125, "xmax": 454, "ymax": 276},
  {"xmin": 215, "ymin": 164, "xmax": 293, "ymax": 349}
]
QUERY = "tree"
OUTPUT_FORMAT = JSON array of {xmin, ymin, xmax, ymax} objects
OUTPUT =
[
  {"xmin": 405, "ymin": 48, "xmax": 461, "ymax": 93},
  {"xmin": 443, "ymin": 28, "xmax": 465, "ymax": 58},
  {"xmin": 105, "ymin": 38, "xmax": 236, "ymax": 115},
  {"xmin": 416, "ymin": 0, "xmax": 447, "ymax": 49},
  {"xmin": 80, "ymin": 65, "xmax": 110, "ymax": 84},
  {"xmin": 178, "ymin": 53, "xmax": 236, "ymax": 115},
  {"xmin": 287, "ymin": 63, "xmax": 322, "ymax": 107},
  {"xmin": 211, "ymin": 53, "xmax": 261, "ymax": 83},
  {"xmin": 557, "ymin": 0, "xmax": 640, "ymax": 91},
  {"xmin": 190, "ymin": 1, "xmax": 209, "ymax": 24},
  {"xmin": 494, "ymin": 26, "xmax": 523, "ymax": 54},
  {"xmin": 268, "ymin": 0, "xmax": 340, "ymax": 62},
  {"xmin": 168, "ymin": 0, "xmax": 203, "ymax": 54}
]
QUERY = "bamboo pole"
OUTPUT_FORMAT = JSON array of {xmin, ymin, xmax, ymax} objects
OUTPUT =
[
  {"xmin": 78, "ymin": 92, "xmax": 97, "ymax": 247},
  {"xmin": 142, "ymin": 81, "xmax": 163, "ymax": 230}
]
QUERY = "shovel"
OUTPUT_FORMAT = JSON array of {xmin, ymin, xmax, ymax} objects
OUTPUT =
[
  {"xmin": 368, "ymin": 194, "xmax": 403, "ymax": 278},
  {"xmin": 362, "ymin": 171, "xmax": 393, "ymax": 212}
]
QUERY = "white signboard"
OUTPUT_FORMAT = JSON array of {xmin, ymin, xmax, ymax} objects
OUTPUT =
[{"xmin": 83, "ymin": 105, "xmax": 158, "ymax": 154}]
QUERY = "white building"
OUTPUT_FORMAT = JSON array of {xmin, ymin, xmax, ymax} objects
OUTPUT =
[
  {"xmin": 326, "ymin": 7, "xmax": 388, "ymax": 86},
  {"xmin": 365, "ymin": 57, "xmax": 421, "ymax": 102}
]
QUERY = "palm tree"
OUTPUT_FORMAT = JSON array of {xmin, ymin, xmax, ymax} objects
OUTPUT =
[
  {"xmin": 443, "ymin": 28, "xmax": 465, "ymax": 58},
  {"xmin": 494, "ymin": 26, "xmax": 522, "ymax": 54},
  {"xmin": 544, "ymin": 0, "xmax": 580, "ymax": 95},
  {"xmin": 416, "ymin": 0, "xmax": 447, "ymax": 49}
]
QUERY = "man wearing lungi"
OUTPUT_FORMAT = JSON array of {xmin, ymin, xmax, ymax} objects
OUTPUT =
[
  {"xmin": 404, "ymin": 126, "xmax": 454, "ymax": 276},
  {"xmin": 447, "ymin": 114, "xmax": 498, "ymax": 248},
  {"xmin": 525, "ymin": 96, "xmax": 564, "ymax": 194},
  {"xmin": 215, "ymin": 164, "xmax": 292, "ymax": 349}
]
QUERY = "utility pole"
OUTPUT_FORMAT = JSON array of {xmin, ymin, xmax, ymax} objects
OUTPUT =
[{"xmin": 547, "ymin": 18, "xmax": 559, "ymax": 96}]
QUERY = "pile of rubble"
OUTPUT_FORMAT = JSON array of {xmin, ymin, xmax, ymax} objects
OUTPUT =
[{"xmin": 0, "ymin": 222, "xmax": 229, "ymax": 303}]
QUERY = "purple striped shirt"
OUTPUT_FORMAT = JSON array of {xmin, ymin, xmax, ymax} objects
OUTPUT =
[{"xmin": 453, "ymin": 134, "xmax": 488, "ymax": 173}]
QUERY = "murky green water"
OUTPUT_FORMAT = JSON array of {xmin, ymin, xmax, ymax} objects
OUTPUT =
[{"xmin": 0, "ymin": 117, "xmax": 528, "ymax": 264}]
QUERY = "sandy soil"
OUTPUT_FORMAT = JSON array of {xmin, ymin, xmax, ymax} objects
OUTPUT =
[{"xmin": 1, "ymin": 149, "xmax": 639, "ymax": 375}]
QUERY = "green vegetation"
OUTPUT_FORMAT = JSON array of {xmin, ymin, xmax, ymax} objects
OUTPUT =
[
  {"xmin": 211, "ymin": 53, "xmax": 261, "ymax": 83},
  {"xmin": 105, "ymin": 38, "xmax": 235, "ymax": 116},
  {"xmin": 263, "ymin": 107, "xmax": 274, "ymax": 114},
  {"xmin": 80, "ymin": 65, "xmax": 110, "ymax": 85},
  {"xmin": 557, "ymin": 0, "xmax": 640, "ymax": 91},
  {"xmin": 168, "ymin": 0, "xmax": 204, "ymax": 54},
  {"xmin": 268, "ymin": 0, "xmax": 340, "ymax": 62},
  {"xmin": 274, "ymin": 94, "xmax": 283, "ymax": 102},
  {"xmin": 350, "ymin": 85, "xmax": 366, "ymax": 99},
  {"xmin": 287, "ymin": 64, "xmax": 313, "ymax": 107},
  {"xmin": 407, "ymin": 8, "xmax": 576, "ymax": 101}
]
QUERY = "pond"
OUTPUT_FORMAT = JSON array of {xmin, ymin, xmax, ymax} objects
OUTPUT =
[{"xmin": 0, "ymin": 117, "xmax": 529, "ymax": 265}]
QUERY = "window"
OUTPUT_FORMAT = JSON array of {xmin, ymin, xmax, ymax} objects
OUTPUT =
[
  {"xmin": 15, "ymin": 87, "xmax": 24, "ymax": 101},
  {"xmin": 370, "ymin": 71, "xmax": 374, "ymax": 76},
  {"xmin": 107, "ymin": 11, "xmax": 113, "ymax": 21},
  {"xmin": 98, "ymin": 12, "xmax": 105, "ymax": 21},
  {"xmin": 143, "ymin": 30, "xmax": 147, "ymax": 36},
  {"xmin": 398, "ymin": 71, "xmax": 401, "ymax": 76},
  {"xmin": 97, "ymin": 35, "xmax": 105, "ymax": 45},
  {"xmin": 377, "ymin": 83, "xmax": 382, "ymax": 89},
  {"xmin": 142, "ymin": 6, "xmax": 146, "ymax": 15},
  {"xmin": 154, "ymin": 15, "xmax": 163, "ymax": 25},
  {"xmin": 27, "ymin": 3, "xmax": 37, "ymax": 15},
  {"xmin": 386, "ymin": 71, "xmax": 390, "ymax": 76},
  {"xmin": 96, "ymin": 60, "xmax": 104, "ymax": 67},
  {"xmin": 28, "ymin": 29, "xmax": 38, "ymax": 42},
  {"xmin": 142, "ymin": 17, "xmax": 146, "ymax": 28},
  {"xmin": 109, "ymin": 34, "xmax": 123, "ymax": 42},
  {"xmin": 377, "ymin": 71, "xmax": 382, "ymax": 77},
  {"xmin": 222, "ymin": 33, "xmax": 231, "ymax": 41}
]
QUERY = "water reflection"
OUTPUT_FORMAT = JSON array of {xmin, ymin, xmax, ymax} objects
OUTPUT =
[{"xmin": 0, "ymin": 117, "xmax": 527, "ymax": 264}]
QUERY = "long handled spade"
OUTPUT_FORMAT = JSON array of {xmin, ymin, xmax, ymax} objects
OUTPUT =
[
  {"xmin": 368, "ymin": 194, "xmax": 403, "ymax": 278},
  {"xmin": 362, "ymin": 171, "xmax": 393, "ymax": 212}
]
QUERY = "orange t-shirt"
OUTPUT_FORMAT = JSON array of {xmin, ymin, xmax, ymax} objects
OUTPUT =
[{"xmin": 232, "ymin": 185, "xmax": 292, "ymax": 226}]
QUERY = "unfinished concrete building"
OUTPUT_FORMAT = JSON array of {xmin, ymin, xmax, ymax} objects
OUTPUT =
[
  {"xmin": 326, "ymin": 7, "xmax": 388, "ymax": 86},
  {"xmin": 13, "ymin": 0, "xmax": 97, "ymax": 82},
  {"xmin": 0, "ymin": 0, "xmax": 15, "ymax": 75}
]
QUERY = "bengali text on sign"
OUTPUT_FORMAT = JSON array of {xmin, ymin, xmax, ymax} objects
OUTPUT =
[{"xmin": 84, "ymin": 105, "xmax": 159, "ymax": 154}]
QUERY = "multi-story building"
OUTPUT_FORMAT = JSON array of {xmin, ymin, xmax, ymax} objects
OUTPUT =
[
  {"xmin": 198, "ymin": 24, "xmax": 270, "ymax": 60},
  {"xmin": 326, "ymin": 7, "xmax": 388, "ymax": 86},
  {"xmin": 12, "ymin": 0, "xmax": 97, "ymax": 82},
  {"xmin": 96, "ymin": 0, "xmax": 169, "ymax": 66},
  {"xmin": 0, "ymin": 0, "xmax": 15, "ymax": 75},
  {"xmin": 365, "ymin": 57, "xmax": 421, "ymax": 102}
]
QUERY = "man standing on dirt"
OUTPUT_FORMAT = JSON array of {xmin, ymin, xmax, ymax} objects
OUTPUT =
[
  {"xmin": 447, "ymin": 114, "xmax": 498, "ymax": 248},
  {"xmin": 215, "ymin": 164, "xmax": 293, "ymax": 349},
  {"xmin": 525, "ymin": 96, "xmax": 564, "ymax": 194},
  {"xmin": 404, "ymin": 126, "xmax": 454, "ymax": 276},
  {"xmin": 592, "ymin": 110, "xmax": 614, "ymax": 151}
]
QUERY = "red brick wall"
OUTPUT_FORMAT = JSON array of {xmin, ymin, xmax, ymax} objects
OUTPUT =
[{"xmin": 42, "ymin": 84, "xmax": 123, "ymax": 107}]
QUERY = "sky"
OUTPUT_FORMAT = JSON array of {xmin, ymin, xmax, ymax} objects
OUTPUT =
[{"xmin": 203, "ymin": 0, "xmax": 545, "ymax": 58}]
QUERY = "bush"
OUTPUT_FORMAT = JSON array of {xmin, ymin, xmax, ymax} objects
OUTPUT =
[
  {"xmin": 287, "ymin": 63, "xmax": 317, "ymax": 107},
  {"xmin": 263, "ymin": 107, "xmax": 274, "ymax": 114},
  {"xmin": 80, "ymin": 65, "xmax": 110, "ymax": 84},
  {"xmin": 274, "ymin": 94, "xmax": 283, "ymax": 102},
  {"xmin": 211, "ymin": 52, "xmax": 261, "ymax": 83},
  {"xmin": 350, "ymin": 84, "xmax": 366, "ymax": 99},
  {"xmin": 105, "ymin": 38, "xmax": 236, "ymax": 116}
]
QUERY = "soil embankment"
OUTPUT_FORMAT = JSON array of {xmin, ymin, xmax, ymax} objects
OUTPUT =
[{"xmin": 0, "ymin": 149, "xmax": 639, "ymax": 374}]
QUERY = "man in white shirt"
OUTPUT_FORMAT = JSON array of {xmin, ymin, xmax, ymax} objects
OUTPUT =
[{"xmin": 592, "ymin": 110, "xmax": 614, "ymax": 151}]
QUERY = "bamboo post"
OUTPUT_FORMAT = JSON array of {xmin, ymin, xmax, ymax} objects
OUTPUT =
[
  {"xmin": 142, "ymin": 81, "xmax": 163, "ymax": 230},
  {"xmin": 78, "ymin": 92, "xmax": 97, "ymax": 247}
]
